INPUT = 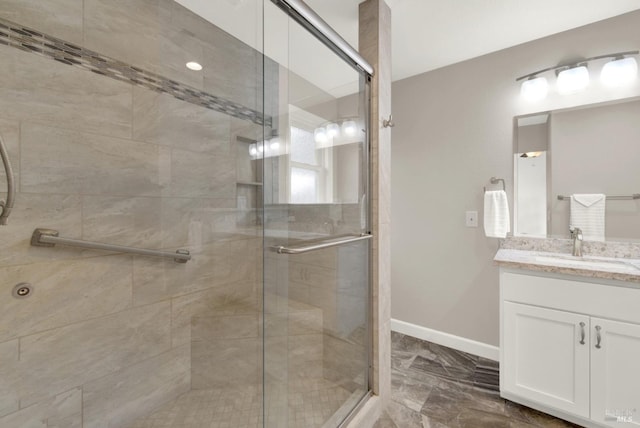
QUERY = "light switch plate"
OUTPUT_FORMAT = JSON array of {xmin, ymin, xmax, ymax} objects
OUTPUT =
[{"xmin": 466, "ymin": 211, "xmax": 478, "ymax": 227}]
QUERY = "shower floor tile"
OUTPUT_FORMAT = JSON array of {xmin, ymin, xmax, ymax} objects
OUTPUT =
[{"xmin": 127, "ymin": 378, "xmax": 354, "ymax": 428}]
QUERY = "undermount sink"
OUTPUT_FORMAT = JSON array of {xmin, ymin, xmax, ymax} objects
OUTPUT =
[{"xmin": 534, "ymin": 255, "xmax": 640, "ymax": 273}]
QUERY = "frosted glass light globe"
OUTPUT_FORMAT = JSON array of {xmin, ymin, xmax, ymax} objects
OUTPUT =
[
  {"xmin": 601, "ymin": 57, "xmax": 638, "ymax": 87},
  {"xmin": 557, "ymin": 66, "xmax": 589, "ymax": 94},
  {"xmin": 520, "ymin": 77, "xmax": 548, "ymax": 101}
]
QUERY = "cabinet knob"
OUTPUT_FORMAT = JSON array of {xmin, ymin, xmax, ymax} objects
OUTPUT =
[
  {"xmin": 579, "ymin": 322, "xmax": 586, "ymax": 345},
  {"xmin": 595, "ymin": 325, "xmax": 602, "ymax": 349}
]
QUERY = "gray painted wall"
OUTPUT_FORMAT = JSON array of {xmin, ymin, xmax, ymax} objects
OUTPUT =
[{"xmin": 391, "ymin": 10, "xmax": 640, "ymax": 346}]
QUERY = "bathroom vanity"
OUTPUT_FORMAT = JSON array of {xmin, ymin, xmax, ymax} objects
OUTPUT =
[{"xmin": 496, "ymin": 246, "xmax": 640, "ymax": 428}]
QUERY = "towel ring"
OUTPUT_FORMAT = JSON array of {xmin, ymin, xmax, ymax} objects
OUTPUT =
[{"xmin": 484, "ymin": 177, "xmax": 505, "ymax": 192}]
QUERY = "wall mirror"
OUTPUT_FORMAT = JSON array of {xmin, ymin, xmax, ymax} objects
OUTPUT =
[{"xmin": 513, "ymin": 97, "xmax": 640, "ymax": 241}]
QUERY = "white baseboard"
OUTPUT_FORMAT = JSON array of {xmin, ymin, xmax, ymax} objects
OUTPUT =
[{"xmin": 391, "ymin": 318, "xmax": 499, "ymax": 361}]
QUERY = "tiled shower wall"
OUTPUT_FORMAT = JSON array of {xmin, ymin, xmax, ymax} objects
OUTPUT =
[{"xmin": 0, "ymin": 0, "xmax": 270, "ymax": 426}]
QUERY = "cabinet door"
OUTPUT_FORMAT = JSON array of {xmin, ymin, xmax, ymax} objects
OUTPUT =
[
  {"xmin": 591, "ymin": 317, "xmax": 640, "ymax": 427},
  {"xmin": 503, "ymin": 302, "xmax": 590, "ymax": 417}
]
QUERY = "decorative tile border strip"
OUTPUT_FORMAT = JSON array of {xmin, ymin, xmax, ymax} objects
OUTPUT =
[{"xmin": 0, "ymin": 17, "xmax": 271, "ymax": 127}]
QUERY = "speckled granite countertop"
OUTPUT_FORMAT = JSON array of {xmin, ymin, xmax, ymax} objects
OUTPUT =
[{"xmin": 495, "ymin": 237, "xmax": 640, "ymax": 284}]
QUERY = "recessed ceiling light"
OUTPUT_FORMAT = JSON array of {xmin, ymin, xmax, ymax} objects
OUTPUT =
[{"xmin": 186, "ymin": 61, "xmax": 203, "ymax": 71}]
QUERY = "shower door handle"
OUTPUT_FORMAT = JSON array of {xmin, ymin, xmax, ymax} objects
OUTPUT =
[{"xmin": 272, "ymin": 233, "xmax": 372, "ymax": 254}]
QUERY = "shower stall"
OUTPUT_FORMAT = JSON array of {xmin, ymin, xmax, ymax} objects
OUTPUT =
[{"xmin": 0, "ymin": 0, "xmax": 372, "ymax": 427}]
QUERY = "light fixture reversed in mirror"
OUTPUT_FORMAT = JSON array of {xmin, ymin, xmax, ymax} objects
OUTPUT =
[
  {"xmin": 516, "ymin": 50, "xmax": 638, "ymax": 101},
  {"xmin": 326, "ymin": 122, "xmax": 340, "ymax": 138},
  {"xmin": 313, "ymin": 118, "xmax": 360, "ymax": 144},
  {"xmin": 314, "ymin": 127, "xmax": 328, "ymax": 144},
  {"xmin": 342, "ymin": 120, "xmax": 357, "ymax": 136}
]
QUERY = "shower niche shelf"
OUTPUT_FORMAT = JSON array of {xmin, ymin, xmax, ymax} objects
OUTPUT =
[{"xmin": 235, "ymin": 134, "xmax": 263, "ymax": 227}]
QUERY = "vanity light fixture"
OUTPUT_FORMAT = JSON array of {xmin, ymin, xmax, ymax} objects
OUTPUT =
[
  {"xmin": 326, "ymin": 122, "xmax": 340, "ymax": 138},
  {"xmin": 556, "ymin": 64, "xmax": 589, "ymax": 94},
  {"xmin": 520, "ymin": 76, "xmax": 549, "ymax": 102},
  {"xmin": 341, "ymin": 120, "xmax": 358, "ymax": 136},
  {"xmin": 517, "ymin": 50, "xmax": 639, "ymax": 101},
  {"xmin": 314, "ymin": 127, "xmax": 328, "ymax": 144},
  {"xmin": 249, "ymin": 130, "xmax": 283, "ymax": 159},
  {"xmin": 601, "ymin": 56, "xmax": 638, "ymax": 87},
  {"xmin": 185, "ymin": 61, "xmax": 203, "ymax": 71},
  {"xmin": 313, "ymin": 118, "xmax": 360, "ymax": 143}
]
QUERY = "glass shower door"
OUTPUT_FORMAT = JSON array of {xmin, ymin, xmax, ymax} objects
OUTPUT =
[{"xmin": 263, "ymin": 4, "xmax": 371, "ymax": 427}]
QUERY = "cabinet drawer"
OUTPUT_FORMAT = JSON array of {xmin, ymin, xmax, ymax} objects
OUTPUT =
[{"xmin": 501, "ymin": 270, "xmax": 640, "ymax": 324}]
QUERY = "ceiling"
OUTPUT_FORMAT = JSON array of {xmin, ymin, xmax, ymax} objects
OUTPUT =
[
  {"xmin": 306, "ymin": 0, "xmax": 640, "ymax": 82},
  {"xmin": 177, "ymin": 0, "xmax": 640, "ymax": 94}
]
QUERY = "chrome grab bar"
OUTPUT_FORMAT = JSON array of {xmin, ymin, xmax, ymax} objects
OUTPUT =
[
  {"xmin": 272, "ymin": 233, "xmax": 372, "ymax": 255},
  {"xmin": 0, "ymin": 134, "xmax": 16, "ymax": 225},
  {"xmin": 31, "ymin": 228, "xmax": 191, "ymax": 263}
]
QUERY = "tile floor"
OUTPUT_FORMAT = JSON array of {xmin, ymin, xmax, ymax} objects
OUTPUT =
[
  {"xmin": 128, "ymin": 378, "xmax": 355, "ymax": 428},
  {"xmin": 374, "ymin": 332, "xmax": 582, "ymax": 428}
]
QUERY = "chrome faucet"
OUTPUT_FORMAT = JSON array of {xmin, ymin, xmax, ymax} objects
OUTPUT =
[{"xmin": 570, "ymin": 226, "xmax": 583, "ymax": 257}]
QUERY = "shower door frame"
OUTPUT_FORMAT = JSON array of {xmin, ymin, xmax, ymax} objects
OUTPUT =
[{"xmin": 265, "ymin": 0, "xmax": 375, "ymax": 426}]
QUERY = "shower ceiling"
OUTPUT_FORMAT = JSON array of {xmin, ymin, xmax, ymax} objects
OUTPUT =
[{"xmin": 177, "ymin": 0, "xmax": 640, "ymax": 94}]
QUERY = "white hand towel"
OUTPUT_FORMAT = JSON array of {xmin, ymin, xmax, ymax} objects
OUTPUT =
[
  {"xmin": 484, "ymin": 190, "xmax": 510, "ymax": 238},
  {"xmin": 570, "ymin": 194, "xmax": 605, "ymax": 242}
]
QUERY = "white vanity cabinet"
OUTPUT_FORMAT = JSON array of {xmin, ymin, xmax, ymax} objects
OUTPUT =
[{"xmin": 500, "ymin": 269, "xmax": 640, "ymax": 428}]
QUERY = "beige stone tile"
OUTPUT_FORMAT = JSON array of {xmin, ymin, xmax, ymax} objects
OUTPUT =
[
  {"xmin": 289, "ymin": 308, "xmax": 324, "ymax": 336},
  {"xmin": 191, "ymin": 338, "xmax": 260, "ymax": 389},
  {"xmin": 160, "ymin": 198, "xmax": 238, "ymax": 248},
  {"xmin": 0, "ymin": 388, "xmax": 81, "ymax": 428},
  {"xmin": 162, "ymin": 147, "xmax": 235, "ymax": 198},
  {"xmin": 0, "ymin": 194, "xmax": 83, "ymax": 267},
  {"xmin": 289, "ymin": 261, "xmax": 337, "ymax": 290},
  {"xmin": 133, "ymin": 87, "xmax": 231, "ymax": 154},
  {"xmin": 133, "ymin": 238, "xmax": 260, "ymax": 306},
  {"xmin": 308, "ymin": 284, "xmax": 338, "ymax": 332},
  {"xmin": 264, "ymin": 312, "xmax": 288, "ymax": 337},
  {"xmin": 83, "ymin": 0, "xmax": 204, "ymax": 89},
  {"xmin": 83, "ymin": 346, "xmax": 190, "ymax": 428},
  {"xmin": 84, "ymin": 196, "xmax": 240, "ymax": 255},
  {"xmin": 337, "ymin": 293, "xmax": 367, "ymax": 338},
  {"xmin": 289, "ymin": 334, "xmax": 323, "ymax": 379},
  {"xmin": 288, "ymin": 281, "xmax": 310, "ymax": 306},
  {"xmin": 0, "ymin": 0, "xmax": 83, "ymax": 45},
  {"xmin": 21, "ymin": 124, "xmax": 165, "ymax": 196},
  {"xmin": 323, "ymin": 334, "xmax": 367, "ymax": 386},
  {"xmin": 290, "ymin": 246, "xmax": 337, "ymax": 270},
  {"xmin": 0, "ymin": 46, "xmax": 132, "ymax": 138},
  {"xmin": 170, "ymin": 282, "xmax": 257, "ymax": 347},
  {"xmin": 83, "ymin": 196, "xmax": 163, "ymax": 248},
  {"xmin": 264, "ymin": 336, "xmax": 287, "ymax": 381},
  {"xmin": 192, "ymin": 314, "xmax": 258, "ymax": 341},
  {"xmin": 203, "ymin": 41, "xmax": 262, "ymax": 111},
  {"xmin": 0, "ymin": 255, "xmax": 132, "ymax": 343},
  {"xmin": 0, "ymin": 340, "xmax": 18, "ymax": 417},
  {"xmin": 17, "ymin": 302, "xmax": 171, "ymax": 406},
  {"xmin": 336, "ymin": 244, "xmax": 369, "ymax": 297}
]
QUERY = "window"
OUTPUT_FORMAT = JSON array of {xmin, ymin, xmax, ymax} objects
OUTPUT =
[{"xmin": 288, "ymin": 126, "xmax": 331, "ymax": 204}]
